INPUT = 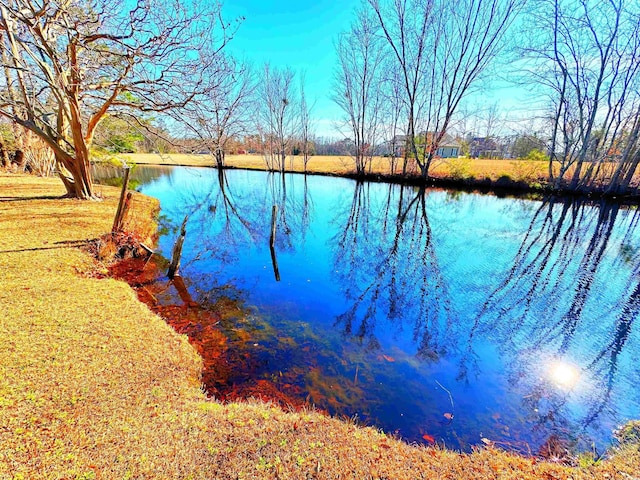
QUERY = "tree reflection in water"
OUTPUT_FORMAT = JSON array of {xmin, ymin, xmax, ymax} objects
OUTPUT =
[
  {"xmin": 332, "ymin": 183, "xmax": 454, "ymax": 361},
  {"xmin": 156, "ymin": 169, "xmax": 314, "ymax": 295},
  {"xmin": 113, "ymin": 166, "xmax": 640, "ymax": 453},
  {"xmin": 476, "ymin": 197, "xmax": 640, "ymax": 450},
  {"xmin": 329, "ymin": 185, "xmax": 640, "ymax": 451}
]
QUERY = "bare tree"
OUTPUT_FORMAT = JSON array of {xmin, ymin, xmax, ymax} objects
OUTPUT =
[
  {"xmin": 366, "ymin": 0, "xmax": 432, "ymax": 177},
  {"xmin": 333, "ymin": 10, "xmax": 384, "ymax": 176},
  {"xmin": 178, "ymin": 58, "xmax": 255, "ymax": 168},
  {"xmin": 609, "ymin": 109, "xmax": 640, "ymax": 194},
  {"xmin": 298, "ymin": 75, "xmax": 314, "ymax": 172},
  {"xmin": 483, "ymin": 103, "xmax": 503, "ymax": 141},
  {"xmin": 524, "ymin": 0, "xmax": 640, "ymax": 193},
  {"xmin": 368, "ymin": 0, "xmax": 524, "ymax": 178},
  {"xmin": 381, "ymin": 65, "xmax": 405, "ymax": 174},
  {"xmin": 258, "ymin": 64, "xmax": 296, "ymax": 172},
  {"xmin": 0, "ymin": 0, "xmax": 234, "ymax": 199}
]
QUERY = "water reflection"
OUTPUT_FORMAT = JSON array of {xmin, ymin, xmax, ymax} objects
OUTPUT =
[
  {"xmin": 92, "ymin": 163, "xmax": 172, "ymax": 189},
  {"xmin": 151, "ymin": 169, "xmax": 316, "ymax": 304},
  {"xmin": 476, "ymin": 198, "xmax": 640, "ymax": 434},
  {"xmin": 108, "ymin": 166, "xmax": 640, "ymax": 454},
  {"xmin": 332, "ymin": 183, "xmax": 454, "ymax": 363},
  {"xmin": 549, "ymin": 361, "xmax": 580, "ymax": 390}
]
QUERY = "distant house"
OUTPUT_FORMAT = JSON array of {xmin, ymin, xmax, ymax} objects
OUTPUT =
[
  {"xmin": 434, "ymin": 134, "xmax": 461, "ymax": 158},
  {"xmin": 384, "ymin": 132, "xmax": 461, "ymax": 158},
  {"xmin": 470, "ymin": 137, "xmax": 500, "ymax": 158}
]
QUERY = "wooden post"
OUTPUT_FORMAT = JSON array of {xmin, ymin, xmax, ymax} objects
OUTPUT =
[
  {"xmin": 270, "ymin": 205, "xmax": 277, "ymax": 248},
  {"xmin": 112, "ymin": 166, "xmax": 131, "ymax": 232},
  {"xmin": 168, "ymin": 215, "xmax": 188, "ymax": 279},
  {"xmin": 269, "ymin": 205, "xmax": 280, "ymax": 281},
  {"xmin": 118, "ymin": 192, "xmax": 133, "ymax": 231},
  {"xmin": 270, "ymin": 244, "xmax": 281, "ymax": 282}
]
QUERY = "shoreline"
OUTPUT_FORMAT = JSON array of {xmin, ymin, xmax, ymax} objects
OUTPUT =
[
  {"xmin": 108, "ymin": 255, "xmax": 312, "ymax": 412},
  {"xmin": 121, "ymin": 153, "xmax": 640, "ymax": 203},
  {"xmin": 1, "ymin": 172, "xmax": 638, "ymax": 478}
]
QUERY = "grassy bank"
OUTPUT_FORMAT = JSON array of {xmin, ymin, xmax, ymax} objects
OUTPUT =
[
  {"xmin": 1, "ymin": 173, "xmax": 638, "ymax": 479},
  {"xmin": 125, "ymin": 153, "xmax": 549, "ymax": 185}
]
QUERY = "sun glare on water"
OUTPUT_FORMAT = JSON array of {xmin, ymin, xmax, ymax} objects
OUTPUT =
[{"xmin": 550, "ymin": 361, "xmax": 580, "ymax": 389}]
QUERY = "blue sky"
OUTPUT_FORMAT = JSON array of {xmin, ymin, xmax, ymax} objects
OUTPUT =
[
  {"xmin": 223, "ymin": 0, "xmax": 360, "ymax": 137},
  {"xmin": 221, "ymin": 1, "xmax": 537, "ymax": 139}
]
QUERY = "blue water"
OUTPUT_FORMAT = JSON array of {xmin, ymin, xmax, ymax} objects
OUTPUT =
[{"xmin": 118, "ymin": 165, "xmax": 640, "ymax": 454}]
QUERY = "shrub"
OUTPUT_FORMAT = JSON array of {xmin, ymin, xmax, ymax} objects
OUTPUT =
[
  {"xmin": 525, "ymin": 148, "xmax": 549, "ymax": 162},
  {"xmin": 446, "ymin": 157, "xmax": 472, "ymax": 180},
  {"xmin": 509, "ymin": 158, "xmax": 547, "ymax": 183},
  {"xmin": 495, "ymin": 175, "xmax": 513, "ymax": 188}
]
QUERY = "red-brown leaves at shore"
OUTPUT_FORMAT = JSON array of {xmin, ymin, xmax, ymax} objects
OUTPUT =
[
  {"xmin": 109, "ymin": 255, "xmax": 305, "ymax": 410},
  {"xmin": 422, "ymin": 434, "xmax": 436, "ymax": 444}
]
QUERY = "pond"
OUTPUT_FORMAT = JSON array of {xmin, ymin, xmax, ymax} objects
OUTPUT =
[{"xmin": 96, "ymin": 164, "xmax": 640, "ymax": 455}]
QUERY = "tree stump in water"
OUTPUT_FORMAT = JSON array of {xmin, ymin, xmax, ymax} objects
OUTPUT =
[
  {"xmin": 269, "ymin": 205, "xmax": 280, "ymax": 281},
  {"xmin": 168, "ymin": 215, "xmax": 188, "ymax": 279}
]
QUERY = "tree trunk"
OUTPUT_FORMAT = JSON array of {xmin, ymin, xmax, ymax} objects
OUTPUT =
[
  {"xmin": 607, "ymin": 117, "xmax": 640, "ymax": 195},
  {"xmin": 616, "ymin": 150, "xmax": 640, "ymax": 195},
  {"xmin": 55, "ymin": 153, "xmax": 96, "ymax": 199},
  {"xmin": 66, "ymin": 162, "xmax": 94, "ymax": 199},
  {"xmin": 0, "ymin": 140, "xmax": 10, "ymax": 167},
  {"xmin": 568, "ymin": 159, "xmax": 585, "ymax": 191},
  {"xmin": 215, "ymin": 148, "xmax": 224, "ymax": 168},
  {"xmin": 12, "ymin": 149, "xmax": 24, "ymax": 169}
]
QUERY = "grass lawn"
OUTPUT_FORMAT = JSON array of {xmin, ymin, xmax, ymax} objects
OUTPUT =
[
  {"xmin": 123, "ymin": 153, "xmax": 550, "ymax": 183},
  {"xmin": 1, "ymin": 172, "xmax": 638, "ymax": 479}
]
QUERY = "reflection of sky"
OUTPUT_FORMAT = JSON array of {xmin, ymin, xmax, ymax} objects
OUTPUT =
[{"xmin": 135, "ymin": 166, "xmax": 640, "ymax": 453}]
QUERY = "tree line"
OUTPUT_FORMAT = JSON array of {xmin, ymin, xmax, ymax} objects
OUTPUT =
[
  {"xmin": 335, "ymin": 0, "xmax": 640, "ymax": 195},
  {"xmin": 1, "ymin": 0, "xmax": 639, "ymax": 198}
]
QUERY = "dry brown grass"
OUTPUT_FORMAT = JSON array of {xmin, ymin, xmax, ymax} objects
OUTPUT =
[
  {"xmin": 124, "ymin": 153, "xmax": 550, "ymax": 183},
  {"xmin": 1, "ymin": 172, "xmax": 638, "ymax": 479}
]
